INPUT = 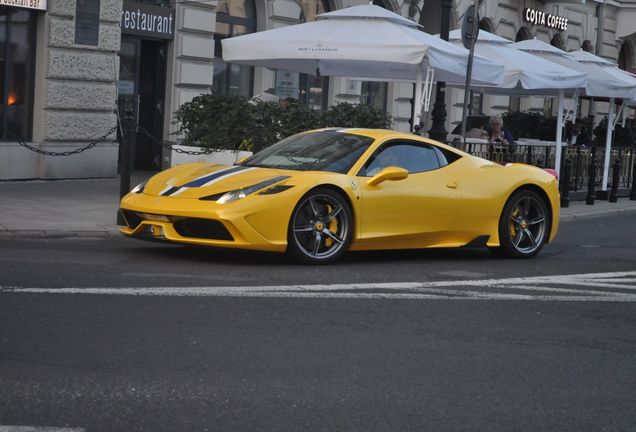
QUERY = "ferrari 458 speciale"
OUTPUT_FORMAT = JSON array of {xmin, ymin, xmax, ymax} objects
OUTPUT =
[{"xmin": 118, "ymin": 129, "xmax": 559, "ymax": 263}]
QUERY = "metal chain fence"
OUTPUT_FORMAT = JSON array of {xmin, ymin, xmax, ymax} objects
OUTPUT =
[
  {"xmin": 137, "ymin": 127, "xmax": 218, "ymax": 156},
  {"xmin": 11, "ymin": 126, "xmax": 118, "ymax": 157},
  {"xmin": 11, "ymin": 125, "xmax": 217, "ymax": 157}
]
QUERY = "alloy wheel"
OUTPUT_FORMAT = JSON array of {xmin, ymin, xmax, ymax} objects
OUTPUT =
[
  {"xmin": 290, "ymin": 192, "xmax": 351, "ymax": 262},
  {"xmin": 506, "ymin": 195, "xmax": 547, "ymax": 255}
]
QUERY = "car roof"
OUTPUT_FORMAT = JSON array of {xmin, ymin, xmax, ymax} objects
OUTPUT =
[{"xmin": 311, "ymin": 128, "xmax": 466, "ymax": 156}]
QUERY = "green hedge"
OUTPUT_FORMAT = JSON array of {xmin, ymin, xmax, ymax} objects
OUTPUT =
[
  {"xmin": 174, "ymin": 93, "xmax": 393, "ymax": 152},
  {"xmin": 594, "ymin": 117, "xmax": 636, "ymax": 147},
  {"xmin": 501, "ymin": 112, "xmax": 557, "ymax": 141}
]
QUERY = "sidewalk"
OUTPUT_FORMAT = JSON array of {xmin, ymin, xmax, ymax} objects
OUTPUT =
[
  {"xmin": 0, "ymin": 175, "xmax": 147, "ymax": 238},
  {"xmin": 1, "ymin": 176, "xmax": 635, "ymax": 238}
]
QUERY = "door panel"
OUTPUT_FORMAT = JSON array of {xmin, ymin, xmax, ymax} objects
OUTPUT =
[{"xmin": 359, "ymin": 168, "xmax": 460, "ymax": 247}]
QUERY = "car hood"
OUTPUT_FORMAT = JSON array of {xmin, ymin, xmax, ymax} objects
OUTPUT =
[{"xmin": 142, "ymin": 163, "xmax": 296, "ymax": 199}]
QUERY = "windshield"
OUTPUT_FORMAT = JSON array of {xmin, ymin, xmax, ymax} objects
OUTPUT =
[{"xmin": 241, "ymin": 131, "xmax": 374, "ymax": 174}]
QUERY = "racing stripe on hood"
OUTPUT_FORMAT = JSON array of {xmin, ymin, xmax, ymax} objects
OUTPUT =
[
  {"xmin": 160, "ymin": 165, "xmax": 256, "ymax": 197},
  {"xmin": 183, "ymin": 165, "xmax": 252, "ymax": 188}
]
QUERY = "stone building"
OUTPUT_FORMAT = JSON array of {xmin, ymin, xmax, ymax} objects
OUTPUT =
[{"xmin": 0, "ymin": 0, "xmax": 634, "ymax": 179}]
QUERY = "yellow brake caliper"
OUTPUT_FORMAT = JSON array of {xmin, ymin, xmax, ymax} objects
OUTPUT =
[
  {"xmin": 509, "ymin": 207, "xmax": 519, "ymax": 238},
  {"xmin": 324, "ymin": 205, "xmax": 338, "ymax": 248}
]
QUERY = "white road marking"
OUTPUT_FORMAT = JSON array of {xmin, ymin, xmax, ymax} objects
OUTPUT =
[
  {"xmin": 2, "ymin": 271, "xmax": 636, "ymax": 302},
  {"xmin": 0, "ymin": 427, "xmax": 85, "ymax": 432}
]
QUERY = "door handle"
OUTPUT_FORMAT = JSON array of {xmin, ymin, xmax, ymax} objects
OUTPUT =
[{"xmin": 446, "ymin": 182, "xmax": 457, "ymax": 189}]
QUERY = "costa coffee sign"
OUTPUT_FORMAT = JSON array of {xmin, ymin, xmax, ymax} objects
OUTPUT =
[{"xmin": 524, "ymin": 8, "xmax": 568, "ymax": 31}]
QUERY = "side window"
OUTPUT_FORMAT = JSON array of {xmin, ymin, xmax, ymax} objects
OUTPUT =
[
  {"xmin": 433, "ymin": 146, "xmax": 449, "ymax": 167},
  {"xmin": 362, "ymin": 142, "xmax": 441, "ymax": 177}
]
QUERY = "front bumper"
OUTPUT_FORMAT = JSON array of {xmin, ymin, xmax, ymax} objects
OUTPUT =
[{"xmin": 118, "ymin": 192, "xmax": 290, "ymax": 252}]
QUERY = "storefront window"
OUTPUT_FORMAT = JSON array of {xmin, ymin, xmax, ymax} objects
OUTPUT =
[
  {"xmin": 213, "ymin": 0, "xmax": 256, "ymax": 97},
  {"xmin": 0, "ymin": 7, "xmax": 36, "ymax": 141}
]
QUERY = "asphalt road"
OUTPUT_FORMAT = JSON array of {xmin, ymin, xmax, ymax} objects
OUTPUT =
[{"xmin": 1, "ymin": 214, "xmax": 636, "ymax": 431}]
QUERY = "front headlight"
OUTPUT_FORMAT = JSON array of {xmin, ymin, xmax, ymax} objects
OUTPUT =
[
  {"xmin": 216, "ymin": 176, "xmax": 290, "ymax": 204},
  {"xmin": 131, "ymin": 180, "xmax": 147, "ymax": 194}
]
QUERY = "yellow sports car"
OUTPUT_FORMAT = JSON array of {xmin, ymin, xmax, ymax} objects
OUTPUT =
[{"xmin": 118, "ymin": 129, "xmax": 559, "ymax": 264}]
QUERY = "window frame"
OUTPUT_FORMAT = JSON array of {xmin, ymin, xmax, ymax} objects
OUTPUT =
[
  {"xmin": 213, "ymin": 3, "xmax": 257, "ymax": 97},
  {"xmin": 0, "ymin": 6, "xmax": 37, "ymax": 141}
]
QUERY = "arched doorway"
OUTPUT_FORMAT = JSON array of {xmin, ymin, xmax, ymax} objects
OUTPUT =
[
  {"xmin": 515, "ymin": 26, "xmax": 533, "ymax": 42},
  {"xmin": 479, "ymin": 17, "xmax": 494, "ymax": 33},
  {"xmin": 618, "ymin": 41, "xmax": 634, "ymax": 72},
  {"xmin": 550, "ymin": 33, "xmax": 566, "ymax": 50}
]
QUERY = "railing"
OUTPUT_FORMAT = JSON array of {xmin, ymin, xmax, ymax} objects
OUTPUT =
[{"xmin": 450, "ymin": 137, "xmax": 636, "ymax": 195}]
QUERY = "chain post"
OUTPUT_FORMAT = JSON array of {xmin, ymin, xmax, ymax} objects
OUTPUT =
[
  {"xmin": 560, "ymin": 158, "xmax": 571, "ymax": 208},
  {"xmin": 586, "ymin": 146, "xmax": 596, "ymax": 205},
  {"xmin": 119, "ymin": 102, "xmax": 137, "ymax": 200},
  {"xmin": 609, "ymin": 156, "xmax": 621, "ymax": 203}
]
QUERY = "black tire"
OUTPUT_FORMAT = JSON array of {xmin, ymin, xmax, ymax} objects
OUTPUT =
[
  {"xmin": 287, "ymin": 187, "xmax": 352, "ymax": 264},
  {"xmin": 493, "ymin": 189, "xmax": 550, "ymax": 259}
]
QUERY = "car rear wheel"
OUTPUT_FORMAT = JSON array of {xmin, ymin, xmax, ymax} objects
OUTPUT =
[
  {"xmin": 287, "ymin": 188, "xmax": 352, "ymax": 264},
  {"xmin": 494, "ymin": 189, "xmax": 549, "ymax": 258}
]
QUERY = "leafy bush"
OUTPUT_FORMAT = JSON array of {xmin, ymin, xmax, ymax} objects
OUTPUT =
[
  {"xmin": 174, "ymin": 93, "xmax": 254, "ymax": 151},
  {"xmin": 321, "ymin": 103, "xmax": 393, "ymax": 129},
  {"xmin": 174, "ymin": 94, "xmax": 393, "ymax": 152},
  {"xmin": 501, "ymin": 111, "xmax": 557, "ymax": 141}
]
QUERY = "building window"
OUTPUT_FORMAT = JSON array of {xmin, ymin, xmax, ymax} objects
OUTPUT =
[
  {"xmin": 213, "ymin": 0, "xmax": 256, "ymax": 97},
  {"xmin": 357, "ymin": 0, "xmax": 389, "ymax": 111},
  {"xmin": 0, "ymin": 7, "xmax": 36, "ymax": 141},
  {"xmin": 295, "ymin": 0, "xmax": 330, "ymax": 110}
]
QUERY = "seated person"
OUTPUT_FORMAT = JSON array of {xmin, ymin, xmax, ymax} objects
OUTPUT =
[
  {"xmin": 487, "ymin": 115, "xmax": 514, "ymax": 145},
  {"xmin": 465, "ymin": 117, "xmax": 488, "ymax": 139},
  {"xmin": 565, "ymin": 119, "xmax": 591, "ymax": 147}
]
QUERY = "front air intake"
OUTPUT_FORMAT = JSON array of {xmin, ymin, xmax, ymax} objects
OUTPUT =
[
  {"xmin": 118, "ymin": 209, "xmax": 143, "ymax": 229},
  {"xmin": 173, "ymin": 218, "xmax": 234, "ymax": 241}
]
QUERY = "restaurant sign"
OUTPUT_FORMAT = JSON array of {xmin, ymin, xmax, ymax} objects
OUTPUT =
[
  {"xmin": 0, "ymin": 0, "xmax": 47, "ymax": 11},
  {"xmin": 523, "ymin": 7, "xmax": 568, "ymax": 31},
  {"xmin": 121, "ymin": 0, "xmax": 175, "ymax": 40}
]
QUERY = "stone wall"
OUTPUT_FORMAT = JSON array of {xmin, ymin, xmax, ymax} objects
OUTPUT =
[{"xmin": 1, "ymin": 0, "xmax": 121, "ymax": 179}]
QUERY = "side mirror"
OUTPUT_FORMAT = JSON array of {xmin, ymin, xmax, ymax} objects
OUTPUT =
[
  {"xmin": 366, "ymin": 166, "xmax": 409, "ymax": 186},
  {"xmin": 236, "ymin": 156, "xmax": 250, "ymax": 164}
]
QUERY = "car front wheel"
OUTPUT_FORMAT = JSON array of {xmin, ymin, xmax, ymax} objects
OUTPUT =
[{"xmin": 287, "ymin": 188, "xmax": 352, "ymax": 264}]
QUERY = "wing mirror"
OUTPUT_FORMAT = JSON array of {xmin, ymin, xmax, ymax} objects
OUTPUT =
[{"xmin": 367, "ymin": 166, "xmax": 409, "ymax": 186}]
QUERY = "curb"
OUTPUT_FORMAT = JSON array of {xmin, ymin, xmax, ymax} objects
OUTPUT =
[
  {"xmin": 0, "ymin": 230, "xmax": 117, "ymax": 239},
  {"xmin": 559, "ymin": 206, "xmax": 636, "ymax": 222}
]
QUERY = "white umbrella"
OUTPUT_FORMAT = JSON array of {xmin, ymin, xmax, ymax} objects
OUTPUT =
[
  {"xmin": 447, "ymin": 30, "xmax": 587, "ymax": 95},
  {"xmin": 513, "ymin": 39, "xmax": 636, "ymax": 190},
  {"xmin": 222, "ymin": 5, "xmax": 504, "ymax": 127},
  {"xmin": 445, "ymin": 30, "xmax": 587, "ymax": 176},
  {"xmin": 513, "ymin": 39, "xmax": 636, "ymax": 99}
]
